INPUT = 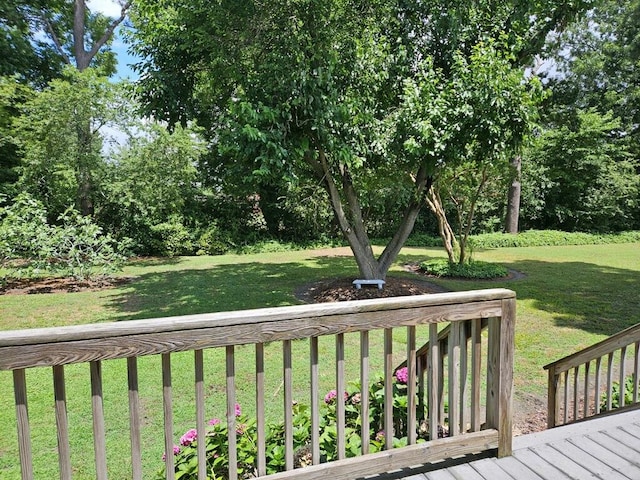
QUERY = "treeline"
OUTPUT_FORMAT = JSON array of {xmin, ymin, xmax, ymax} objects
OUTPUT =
[{"xmin": 0, "ymin": 0, "xmax": 638, "ymax": 262}]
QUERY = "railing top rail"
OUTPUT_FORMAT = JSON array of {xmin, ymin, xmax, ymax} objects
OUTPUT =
[
  {"xmin": 0, "ymin": 288, "xmax": 514, "ymax": 348},
  {"xmin": 0, "ymin": 289, "xmax": 514, "ymax": 371},
  {"xmin": 544, "ymin": 321, "xmax": 640, "ymax": 374}
]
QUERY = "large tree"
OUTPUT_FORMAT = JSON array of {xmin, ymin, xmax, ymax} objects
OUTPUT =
[{"xmin": 130, "ymin": 0, "xmax": 594, "ymax": 279}]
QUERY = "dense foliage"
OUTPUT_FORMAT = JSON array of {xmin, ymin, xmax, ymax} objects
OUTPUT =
[{"xmin": 0, "ymin": 0, "xmax": 638, "ymax": 273}]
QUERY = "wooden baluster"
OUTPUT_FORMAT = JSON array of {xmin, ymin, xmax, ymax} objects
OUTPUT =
[
  {"xmin": 127, "ymin": 357, "xmax": 142, "ymax": 480},
  {"xmin": 471, "ymin": 319, "xmax": 482, "ymax": 432},
  {"xmin": 428, "ymin": 323, "xmax": 439, "ymax": 441},
  {"xmin": 360, "ymin": 331, "xmax": 370, "ymax": 455},
  {"xmin": 595, "ymin": 357, "xmax": 602, "ymax": 415},
  {"xmin": 13, "ymin": 369, "xmax": 33, "ymax": 480},
  {"xmin": 53, "ymin": 365, "xmax": 72, "ymax": 480},
  {"xmin": 310, "ymin": 337, "xmax": 320, "ymax": 464},
  {"xmin": 459, "ymin": 321, "xmax": 469, "ymax": 434},
  {"xmin": 562, "ymin": 370, "xmax": 569, "ymax": 424},
  {"xmin": 384, "ymin": 328, "xmax": 393, "ymax": 450},
  {"xmin": 162, "ymin": 354, "xmax": 175, "ymax": 480},
  {"xmin": 91, "ymin": 361, "xmax": 108, "ymax": 480},
  {"xmin": 194, "ymin": 350, "xmax": 206, "ymax": 480},
  {"xmin": 226, "ymin": 346, "xmax": 237, "ymax": 480},
  {"xmin": 407, "ymin": 326, "xmax": 417, "ymax": 445},
  {"xmin": 448, "ymin": 322, "xmax": 460, "ymax": 436},
  {"xmin": 572, "ymin": 367, "xmax": 579, "ymax": 422},
  {"xmin": 583, "ymin": 361, "xmax": 591, "ymax": 419},
  {"xmin": 256, "ymin": 343, "xmax": 267, "ymax": 475},
  {"xmin": 283, "ymin": 340, "xmax": 293, "ymax": 470},
  {"xmin": 619, "ymin": 346, "xmax": 627, "ymax": 408},
  {"xmin": 634, "ymin": 342, "xmax": 640, "ymax": 404},
  {"xmin": 336, "ymin": 334, "xmax": 346, "ymax": 460},
  {"xmin": 606, "ymin": 352, "xmax": 614, "ymax": 411}
]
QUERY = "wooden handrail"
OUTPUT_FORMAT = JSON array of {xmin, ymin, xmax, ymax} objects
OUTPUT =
[
  {"xmin": 1, "ymin": 288, "xmax": 516, "ymax": 480},
  {"xmin": 544, "ymin": 322, "xmax": 640, "ymax": 428}
]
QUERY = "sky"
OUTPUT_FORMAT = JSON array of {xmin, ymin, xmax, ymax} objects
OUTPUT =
[{"xmin": 87, "ymin": 0, "xmax": 140, "ymax": 81}]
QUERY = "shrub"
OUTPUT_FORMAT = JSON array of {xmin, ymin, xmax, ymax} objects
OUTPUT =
[
  {"xmin": 197, "ymin": 223, "xmax": 234, "ymax": 255},
  {"xmin": 149, "ymin": 218, "xmax": 195, "ymax": 256},
  {"xmin": 419, "ymin": 259, "xmax": 508, "ymax": 279},
  {"xmin": 0, "ymin": 196, "xmax": 127, "ymax": 280},
  {"xmin": 156, "ymin": 369, "xmax": 437, "ymax": 479},
  {"xmin": 600, "ymin": 375, "xmax": 640, "ymax": 411}
]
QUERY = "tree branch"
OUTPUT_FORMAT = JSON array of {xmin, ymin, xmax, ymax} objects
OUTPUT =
[
  {"xmin": 87, "ymin": 0, "xmax": 132, "ymax": 61},
  {"xmin": 42, "ymin": 14, "xmax": 72, "ymax": 65}
]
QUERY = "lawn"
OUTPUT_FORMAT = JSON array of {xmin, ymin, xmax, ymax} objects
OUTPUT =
[{"xmin": 0, "ymin": 243, "xmax": 638, "ymax": 478}]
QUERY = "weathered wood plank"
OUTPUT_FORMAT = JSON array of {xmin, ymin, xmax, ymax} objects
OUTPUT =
[
  {"xmin": 0, "ymin": 301, "xmax": 505, "ymax": 370},
  {"xmin": 194, "ymin": 350, "xmax": 206, "ymax": 480},
  {"xmin": 552, "ymin": 438, "xmax": 628, "ymax": 480},
  {"xmin": 471, "ymin": 318, "xmax": 482, "ymax": 432},
  {"xmin": 448, "ymin": 321, "xmax": 460, "ymax": 436},
  {"xmin": 465, "ymin": 458, "xmax": 512, "ymax": 480},
  {"xmin": 283, "ymin": 339, "xmax": 294, "ymax": 469},
  {"xmin": 384, "ymin": 328, "xmax": 393, "ymax": 451},
  {"xmin": 53, "ymin": 365, "xmax": 72, "ymax": 480},
  {"xmin": 336, "ymin": 333, "xmax": 346, "ymax": 460},
  {"xmin": 162, "ymin": 354, "xmax": 175, "ymax": 480},
  {"xmin": 423, "ymin": 469, "xmax": 457, "ymax": 480},
  {"xmin": 127, "ymin": 357, "xmax": 142, "ymax": 480},
  {"xmin": 446, "ymin": 463, "xmax": 485, "ymax": 480},
  {"xmin": 407, "ymin": 326, "xmax": 417, "ymax": 445},
  {"xmin": 91, "ymin": 361, "xmax": 108, "ymax": 480},
  {"xmin": 256, "ymin": 343, "xmax": 266, "ymax": 475},
  {"xmin": 309, "ymin": 336, "xmax": 320, "ymax": 463},
  {"xmin": 226, "ymin": 346, "xmax": 237, "ymax": 480},
  {"xmin": 428, "ymin": 323, "xmax": 439, "ymax": 441},
  {"xmin": 255, "ymin": 429, "xmax": 499, "ymax": 480},
  {"xmin": 360, "ymin": 331, "xmax": 370, "ymax": 456},
  {"xmin": 529, "ymin": 444, "xmax": 598, "ymax": 479},
  {"xmin": 13, "ymin": 369, "xmax": 33, "ymax": 480},
  {"xmin": 568, "ymin": 434, "xmax": 640, "ymax": 478},
  {"xmin": 0, "ymin": 290, "xmax": 515, "ymax": 348},
  {"xmin": 493, "ymin": 455, "xmax": 543, "ymax": 479},
  {"xmin": 511, "ymin": 449, "xmax": 571, "ymax": 480}
]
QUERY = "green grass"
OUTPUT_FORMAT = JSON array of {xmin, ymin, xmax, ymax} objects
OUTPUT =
[{"xmin": 1, "ymin": 243, "xmax": 639, "ymax": 478}]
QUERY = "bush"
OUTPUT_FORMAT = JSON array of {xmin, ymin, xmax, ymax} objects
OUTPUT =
[
  {"xmin": 0, "ymin": 195, "xmax": 127, "ymax": 280},
  {"xmin": 419, "ymin": 259, "xmax": 508, "ymax": 279},
  {"xmin": 149, "ymin": 218, "xmax": 195, "ymax": 257},
  {"xmin": 197, "ymin": 223, "xmax": 234, "ymax": 255},
  {"xmin": 469, "ymin": 230, "xmax": 640, "ymax": 249},
  {"xmin": 600, "ymin": 375, "xmax": 640, "ymax": 411},
  {"xmin": 156, "ymin": 368, "xmax": 437, "ymax": 479}
]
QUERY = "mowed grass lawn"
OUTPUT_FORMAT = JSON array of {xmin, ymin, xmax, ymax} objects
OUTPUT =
[{"xmin": 0, "ymin": 243, "xmax": 638, "ymax": 478}]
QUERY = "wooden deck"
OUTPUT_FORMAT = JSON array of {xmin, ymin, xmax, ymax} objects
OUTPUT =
[{"xmin": 368, "ymin": 409, "xmax": 640, "ymax": 480}]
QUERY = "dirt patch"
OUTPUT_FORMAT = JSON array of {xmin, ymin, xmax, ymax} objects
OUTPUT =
[
  {"xmin": 295, "ymin": 276, "xmax": 448, "ymax": 303},
  {"xmin": 0, "ymin": 276, "xmax": 134, "ymax": 295}
]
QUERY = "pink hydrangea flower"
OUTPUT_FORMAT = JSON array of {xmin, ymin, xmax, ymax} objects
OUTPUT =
[
  {"xmin": 395, "ymin": 367, "xmax": 409, "ymax": 384},
  {"xmin": 162, "ymin": 445, "xmax": 180, "ymax": 461},
  {"xmin": 235, "ymin": 403, "xmax": 242, "ymax": 417},
  {"xmin": 208, "ymin": 418, "xmax": 221, "ymax": 426},
  {"xmin": 324, "ymin": 389, "xmax": 348, "ymax": 404},
  {"xmin": 180, "ymin": 428, "xmax": 197, "ymax": 446}
]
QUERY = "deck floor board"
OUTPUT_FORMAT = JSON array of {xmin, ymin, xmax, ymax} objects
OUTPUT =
[{"xmin": 381, "ymin": 409, "xmax": 640, "ymax": 480}]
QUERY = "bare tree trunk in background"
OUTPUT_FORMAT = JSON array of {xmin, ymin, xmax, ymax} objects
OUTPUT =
[
  {"xmin": 504, "ymin": 155, "xmax": 521, "ymax": 234},
  {"xmin": 425, "ymin": 186, "xmax": 458, "ymax": 264}
]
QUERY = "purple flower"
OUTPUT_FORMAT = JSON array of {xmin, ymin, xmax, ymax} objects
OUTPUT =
[
  {"xmin": 395, "ymin": 367, "xmax": 409, "ymax": 384},
  {"xmin": 208, "ymin": 418, "xmax": 221, "ymax": 426},
  {"xmin": 375, "ymin": 430, "xmax": 385, "ymax": 442},
  {"xmin": 162, "ymin": 445, "xmax": 180, "ymax": 461},
  {"xmin": 324, "ymin": 390, "xmax": 338, "ymax": 404},
  {"xmin": 180, "ymin": 428, "xmax": 197, "ymax": 446},
  {"xmin": 236, "ymin": 423, "xmax": 247, "ymax": 435},
  {"xmin": 235, "ymin": 403, "xmax": 242, "ymax": 417},
  {"xmin": 324, "ymin": 390, "xmax": 348, "ymax": 404}
]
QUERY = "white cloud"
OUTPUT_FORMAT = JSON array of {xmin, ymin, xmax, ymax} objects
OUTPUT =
[{"xmin": 87, "ymin": 0, "xmax": 122, "ymax": 18}]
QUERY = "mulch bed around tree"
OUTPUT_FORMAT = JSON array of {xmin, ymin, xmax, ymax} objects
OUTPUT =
[{"xmin": 0, "ymin": 276, "xmax": 133, "ymax": 295}]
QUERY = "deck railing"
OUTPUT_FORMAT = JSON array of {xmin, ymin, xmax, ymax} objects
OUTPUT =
[
  {"xmin": 545, "ymin": 322, "xmax": 640, "ymax": 428},
  {"xmin": 0, "ymin": 288, "xmax": 515, "ymax": 480}
]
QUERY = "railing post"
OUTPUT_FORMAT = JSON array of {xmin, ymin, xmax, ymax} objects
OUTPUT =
[
  {"xmin": 547, "ymin": 366, "xmax": 559, "ymax": 428},
  {"xmin": 487, "ymin": 298, "xmax": 515, "ymax": 458}
]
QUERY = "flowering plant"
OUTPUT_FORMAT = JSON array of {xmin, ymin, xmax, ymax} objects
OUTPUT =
[{"xmin": 156, "ymin": 369, "xmax": 433, "ymax": 479}]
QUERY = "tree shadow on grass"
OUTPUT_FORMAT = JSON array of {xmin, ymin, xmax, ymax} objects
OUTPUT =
[
  {"xmin": 398, "ymin": 252, "xmax": 640, "ymax": 337},
  {"xmin": 105, "ymin": 256, "xmax": 360, "ymax": 321}
]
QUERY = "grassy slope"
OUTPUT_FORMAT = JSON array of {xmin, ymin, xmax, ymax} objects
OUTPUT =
[{"xmin": 0, "ymin": 244, "xmax": 638, "ymax": 478}]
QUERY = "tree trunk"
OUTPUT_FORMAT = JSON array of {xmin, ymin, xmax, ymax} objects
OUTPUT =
[
  {"xmin": 425, "ymin": 186, "xmax": 458, "ymax": 263},
  {"xmin": 307, "ymin": 147, "xmax": 430, "ymax": 281},
  {"xmin": 504, "ymin": 155, "xmax": 521, "ymax": 234}
]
